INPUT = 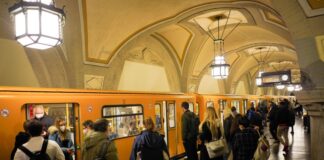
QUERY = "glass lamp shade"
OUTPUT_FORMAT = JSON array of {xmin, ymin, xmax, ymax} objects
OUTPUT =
[
  {"xmin": 294, "ymin": 84, "xmax": 303, "ymax": 91},
  {"xmin": 275, "ymin": 84, "xmax": 285, "ymax": 89},
  {"xmin": 211, "ymin": 56, "xmax": 230, "ymax": 79},
  {"xmin": 255, "ymin": 77, "xmax": 262, "ymax": 86},
  {"xmin": 287, "ymin": 85, "xmax": 295, "ymax": 92},
  {"xmin": 9, "ymin": 0, "xmax": 65, "ymax": 50}
]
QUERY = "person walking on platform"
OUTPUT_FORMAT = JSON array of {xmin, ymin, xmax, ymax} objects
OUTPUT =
[
  {"xmin": 181, "ymin": 101, "xmax": 199, "ymax": 160},
  {"xmin": 199, "ymin": 107, "xmax": 224, "ymax": 160},
  {"xmin": 130, "ymin": 117, "xmax": 169, "ymax": 160},
  {"xmin": 10, "ymin": 121, "xmax": 31, "ymax": 160},
  {"xmin": 82, "ymin": 118, "xmax": 118, "ymax": 160},
  {"xmin": 276, "ymin": 99, "xmax": 290, "ymax": 154},
  {"xmin": 232, "ymin": 117, "xmax": 259, "ymax": 160},
  {"xmin": 224, "ymin": 107, "xmax": 242, "ymax": 159},
  {"xmin": 268, "ymin": 101, "xmax": 279, "ymax": 142}
]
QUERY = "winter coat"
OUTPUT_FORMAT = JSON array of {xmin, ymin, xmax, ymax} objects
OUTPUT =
[
  {"xmin": 130, "ymin": 130, "xmax": 169, "ymax": 160},
  {"xmin": 82, "ymin": 131, "xmax": 118, "ymax": 160},
  {"xmin": 199, "ymin": 121, "xmax": 223, "ymax": 160},
  {"xmin": 181, "ymin": 110, "xmax": 199, "ymax": 142},
  {"xmin": 49, "ymin": 131, "xmax": 75, "ymax": 160}
]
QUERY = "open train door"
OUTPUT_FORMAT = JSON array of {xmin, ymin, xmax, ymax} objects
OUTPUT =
[
  {"xmin": 25, "ymin": 103, "xmax": 80, "ymax": 160},
  {"xmin": 154, "ymin": 101, "xmax": 178, "ymax": 157}
]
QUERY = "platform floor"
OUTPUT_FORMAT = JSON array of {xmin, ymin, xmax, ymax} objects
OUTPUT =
[
  {"xmin": 268, "ymin": 116, "xmax": 310, "ymax": 160},
  {"xmin": 179, "ymin": 116, "xmax": 310, "ymax": 160}
]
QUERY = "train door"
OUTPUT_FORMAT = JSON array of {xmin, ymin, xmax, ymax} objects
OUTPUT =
[
  {"xmin": 231, "ymin": 100, "xmax": 240, "ymax": 113},
  {"xmin": 25, "ymin": 103, "xmax": 80, "ymax": 160},
  {"xmin": 166, "ymin": 101, "xmax": 177, "ymax": 157},
  {"xmin": 219, "ymin": 100, "xmax": 226, "ymax": 123},
  {"xmin": 155, "ymin": 101, "xmax": 171, "ymax": 152}
]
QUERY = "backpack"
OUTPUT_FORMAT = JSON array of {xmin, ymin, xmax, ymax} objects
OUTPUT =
[
  {"xmin": 187, "ymin": 112, "xmax": 200, "ymax": 140},
  {"xmin": 18, "ymin": 139, "xmax": 51, "ymax": 160}
]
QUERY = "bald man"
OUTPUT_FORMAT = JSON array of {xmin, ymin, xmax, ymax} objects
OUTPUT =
[{"xmin": 33, "ymin": 105, "xmax": 54, "ymax": 134}]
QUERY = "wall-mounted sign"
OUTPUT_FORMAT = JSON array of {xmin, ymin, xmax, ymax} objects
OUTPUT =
[{"xmin": 260, "ymin": 70, "xmax": 291, "ymax": 86}]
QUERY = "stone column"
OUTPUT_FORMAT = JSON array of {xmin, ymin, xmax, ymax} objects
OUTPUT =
[{"xmin": 296, "ymin": 89, "xmax": 324, "ymax": 160}]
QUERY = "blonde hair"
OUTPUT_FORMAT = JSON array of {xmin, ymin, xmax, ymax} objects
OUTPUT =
[
  {"xmin": 55, "ymin": 118, "xmax": 68, "ymax": 140},
  {"xmin": 199, "ymin": 107, "xmax": 220, "ymax": 139},
  {"xmin": 143, "ymin": 117, "xmax": 155, "ymax": 131}
]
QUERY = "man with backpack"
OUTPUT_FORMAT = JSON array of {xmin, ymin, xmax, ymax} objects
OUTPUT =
[
  {"xmin": 181, "ymin": 102, "xmax": 199, "ymax": 160},
  {"xmin": 14, "ymin": 120, "xmax": 64, "ymax": 160}
]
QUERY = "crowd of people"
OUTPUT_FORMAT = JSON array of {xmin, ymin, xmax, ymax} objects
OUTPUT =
[{"xmin": 10, "ymin": 99, "xmax": 304, "ymax": 160}]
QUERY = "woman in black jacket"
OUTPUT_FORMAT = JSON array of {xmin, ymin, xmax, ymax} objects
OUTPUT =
[{"xmin": 199, "ymin": 107, "xmax": 223, "ymax": 160}]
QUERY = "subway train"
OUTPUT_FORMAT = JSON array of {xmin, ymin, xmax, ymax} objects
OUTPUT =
[{"xmin": 0, "ymin": 87, "xmax": 294, "ymax": 160}]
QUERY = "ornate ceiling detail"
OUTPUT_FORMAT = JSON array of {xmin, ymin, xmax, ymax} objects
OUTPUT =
[
  {"xmin": 298, "ymin": 0, "xmax": 324, "ymax": 17},
  {"xmin": 260, "ymin": 9, "xmax": 287, "ymax": 29}
]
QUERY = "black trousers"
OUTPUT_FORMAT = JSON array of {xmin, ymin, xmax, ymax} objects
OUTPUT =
[
  {"xmin": 183, "ymin": 140, "xmax": 198, "ymax": 160},
  {"xmin": 269, "ymin": 123, "xmax": 278, "ymax": 140}
]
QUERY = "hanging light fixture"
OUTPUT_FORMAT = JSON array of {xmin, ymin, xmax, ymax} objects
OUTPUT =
[
  {"xmin": 194, "ymin": 10, "xmax": 241, "ymax": 79},
  {"xmin": 275, "ymin": 83, "xmax": 285, "ymax": 89},
  {"xmin": 8, "ymin": 0, "xmax": 65, "ymax": 50},
  {"xmin": 251, "ymin": 46, "xmax": 273, "ymax": 87},
  {"xmin": 287, "ymin": 84, "xmax": 295, "ymax": 92}
]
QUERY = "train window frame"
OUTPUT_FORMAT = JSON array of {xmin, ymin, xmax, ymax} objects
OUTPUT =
[
  {"xmin": 168, "ymin": 103, "xmax": 176, "ymax": 129},
  {"xmin": 154, "ymin": 103, "xmax": 162, "ymax": 130},
  {"xmin": 102, "ymin": 104, "xmax": 144, "ymax": 140},
  {"xmin": 24, "ymin": 103, "xmax": 79, "ymax": 159},
  {"xmin": 188, "ymin": 102, "xmax": 194, "ymax": 112}
]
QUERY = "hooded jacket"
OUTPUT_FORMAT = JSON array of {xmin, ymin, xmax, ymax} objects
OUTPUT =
[
  {"xmin": 82, "ymin": 131, "xmax": 118, "ymax": 160},
  {"xmin": 130, "ymin": 130, "xmax": 168, "ymax": 160}
]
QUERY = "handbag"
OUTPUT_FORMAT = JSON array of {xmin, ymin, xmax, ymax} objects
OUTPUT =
[
  {"xmin": 253, "ymin": 131, "xmax": 270, "ymax": 160},
  {"xmin": 205, "ymin": 138, "xmax": 227, "ymax": 158}
]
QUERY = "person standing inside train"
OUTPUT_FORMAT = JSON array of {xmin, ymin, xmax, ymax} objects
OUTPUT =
[
  {"xmin": 33, "ymin": 105, "xmax": 54, "ymax": 136},
  {"xmin": 49, "ymin": 118, "xmax": 75, "ymax": 160},
  {"xmin": 199, "ymin": 107, "xmax": 224, "ymax": 160},
  {"xmin": 82, "ymin": 118, "xmax": 118, "ymax": 160},
  {"xmin": 181, "ymin": 102, "xmax": 199, "ymax": 160}
]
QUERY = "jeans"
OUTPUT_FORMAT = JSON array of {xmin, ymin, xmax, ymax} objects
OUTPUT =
[{"xmin": 183, "ymin": 140, "xmax": 198, "ymax": 160}]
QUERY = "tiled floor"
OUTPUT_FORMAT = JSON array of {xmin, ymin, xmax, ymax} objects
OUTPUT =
[{"xmin": 268, "ymin": 116, "xmax": 311, "ymax": 160}]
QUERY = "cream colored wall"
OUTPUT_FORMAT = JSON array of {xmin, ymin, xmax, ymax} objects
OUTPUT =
[
  {"xmin": 235, "ymin": 80, "xmax": 247, "ymax": 95},
  {"xmin": 197, "ymin": 75, "xmax": 222, "ymax": 94},
  {"xmin": 117, "ymin": 61, "xmax": 170, "ymax": 92},
  {"xmin": 0, "ymin": 39, "xmax": 39, "ymax": 87}
]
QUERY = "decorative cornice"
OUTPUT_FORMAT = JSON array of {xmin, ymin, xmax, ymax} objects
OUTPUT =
[{"xmin": 296, "ymin": 88, "xmax": 324, "ymax": 105}]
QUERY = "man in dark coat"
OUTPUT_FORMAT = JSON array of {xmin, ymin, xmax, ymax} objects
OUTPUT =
[
  {"xmin": 233, "ymin": 117, "xmax": 259, "ymax": 160},
  {"xmin": 181, "ymin": 102, "xmax": 198, "ymax": 160},
  {"xmin": 276, "ymin": 99, "xmax": 290, "ymax": 153},
  {"xmin": 33, "ymin": 105, "xmax": 54, "ymax": 135},
  {"xmin": 268, "ymin": 101, "xmax": 279, "ymax": 141}
]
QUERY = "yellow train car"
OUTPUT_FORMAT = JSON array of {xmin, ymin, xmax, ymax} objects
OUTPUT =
[{"xmin": 0, "ymin": 87, "xmax": 197, "ymax": 160}]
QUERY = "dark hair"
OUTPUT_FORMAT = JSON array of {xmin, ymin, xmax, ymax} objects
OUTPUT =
[
  {"xmin": 82, "ymin": 120, "xmax": 94, "ymax": 129},
  {"xmin": 27, "ymin": 120, "xmax": 43, "ymax": 137},
  {"xmin": 250, "ymin": 107, "xmax": 255, "ymax": 111},
  {"xmin": 239, "ymin": 116, "xmax": 250, "ymax": 128},
  {"xmin": 231, "ymin": 106, "xmax": 237, "ymax": 112},
  {"xmin": 23, "ymin": 120, "xmax": 30, "ymax": 132},
  {"xmin": 182, "ymin": 102, "xmax": 189, "ymax": 109},
  {"xmin": 93, "ymin": 118, "xmax": 108, "ymax": 132},
  {"xmin": 143, "ymin": 117, "xmax": 155, "ymax": 131}
]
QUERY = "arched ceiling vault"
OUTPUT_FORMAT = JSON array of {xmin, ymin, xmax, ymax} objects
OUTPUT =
[{"xmin": 81, "ymin": 0, "xmax": 299, "ymax": 93}]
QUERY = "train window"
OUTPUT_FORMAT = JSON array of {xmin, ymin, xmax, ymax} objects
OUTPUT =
[
  {"xmin": 231, "ymin": 100, "xmax": 240, "ymax": 113},
  {"xmin": 189, "ymin": 102, "xmax": 194, "ymax": 112},
  {"xmin": 102, "ymin": 105, "xmax": 144, "ymax": 139},
  {"xmin": 154, "ymin": 104, "xmax": 162, "ymax": 130},
  {"xmin": 207, "ymin": 101, "xmax": 214, "ymax": 108},
  {"xmin": 168, "ymin": 103, "xmax": 175, "ymax": 128}
]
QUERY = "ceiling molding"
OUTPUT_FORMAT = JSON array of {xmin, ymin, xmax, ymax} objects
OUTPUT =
[{"xmin": 298, "ymin": 0, "xmax": 324, "ymax": 17}]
